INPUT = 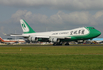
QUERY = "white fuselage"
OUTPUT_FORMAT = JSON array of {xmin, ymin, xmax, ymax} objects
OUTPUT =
[{"xmin": 22, "ymin": 27, "xmax": 89, "ymax": 37}]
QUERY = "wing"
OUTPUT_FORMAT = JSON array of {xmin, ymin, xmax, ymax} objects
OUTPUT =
[
  {"xmin": 3, "ymin": 33, "xmax": 71, "ymax": 42},
  {"xmin": 3, "ymin": 33, "xmax": 29, "ymax": 37},
  {"xmin": 35, "ymin": 36, "xmax": 71, "ymax": 39},
  {"xmin": 4, "ymin": 33, "xmax": 71, "ymax": 39}
]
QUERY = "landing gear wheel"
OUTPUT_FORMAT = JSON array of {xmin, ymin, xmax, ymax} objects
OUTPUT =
[
  {"xmin": 57, "ymin": 42, "xmax": 62, "ymax": 46},
  {"xmin": 65, "ymin": 42, "xmax": 70, "ymax": 46},
  {"xmin": 53, "ymin": 43, "xmax": 56, "ymax": 46},
  {"xmin": 53, "ymin": 42, "xmax": 62, "ymax": 46}
]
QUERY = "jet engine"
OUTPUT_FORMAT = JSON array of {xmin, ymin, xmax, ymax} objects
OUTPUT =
[
  {"xmin": 49, "ymin": 37, "xmax": 59, "ymax": 42},
  {"xmin": 28, "ymin": 36, "xmax": 38, "ymax": 42}
]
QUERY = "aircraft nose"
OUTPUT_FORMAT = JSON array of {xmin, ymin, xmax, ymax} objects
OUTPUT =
[{"xmin": 96, "ymin": 31, "xmax": 101, "ymax": 36}]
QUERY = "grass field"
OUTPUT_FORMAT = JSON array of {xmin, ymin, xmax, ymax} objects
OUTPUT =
[{"xmin": 0, "ymin": 45, "xmax": 103, "ymax": 70}]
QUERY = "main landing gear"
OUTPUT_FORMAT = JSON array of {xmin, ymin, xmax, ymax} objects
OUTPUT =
[
  {"xmin": 53, "ymin": 42, "xmax": 70, "ymax": 46},
  {"xmin": 65, "ymin": 42, "xmax": 70, "ymax": 46},
  {"xmin": 53, "ymin": 42, "xmax": 62, "ymax": 46}
]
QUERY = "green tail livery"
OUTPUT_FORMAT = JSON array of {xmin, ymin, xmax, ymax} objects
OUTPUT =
[{"xmin": 20, "ymin": 19, "xmax": 36, "ymax": 34}]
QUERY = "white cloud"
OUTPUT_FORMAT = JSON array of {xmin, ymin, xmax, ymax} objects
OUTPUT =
[
  {"xmin": 94, "ymin": 10, "xmax": 103, "ymax": 18},
  {"xmin": 1, "ymin": 0, "xmax": 103, "ymax": 10},
  {"xmin": 11, "ymin": 10, "xmax": 29, "ymax": 22},
  {"xmin": 11, "ymin": 10, "xmax": 49, "ymax": 24},
  {"xmin": 10, "ymin": 10, "xmax": 103, "ymax": 25}
]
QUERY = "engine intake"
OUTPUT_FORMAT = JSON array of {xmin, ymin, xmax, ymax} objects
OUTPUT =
[
  {"xmin": 28, "ymin": 36, "xmax": 38, "ymax": 42},
  {"xmin": 49, "ymin": 37, "xmax": 59, "ymax": 42}
]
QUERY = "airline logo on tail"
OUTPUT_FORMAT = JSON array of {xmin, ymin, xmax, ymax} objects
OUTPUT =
[{"xmin": 20, "ymin": 19, "xmax": 29, "ymax": 32}]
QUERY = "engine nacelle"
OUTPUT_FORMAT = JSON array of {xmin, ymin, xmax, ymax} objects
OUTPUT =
[
  {"xmin": 28, "ymin": 36, "xmax": 37, "ymax": 42},
  {"xmin": 49, "ymin": 37, "xmax": 59, "ymax": 42}
]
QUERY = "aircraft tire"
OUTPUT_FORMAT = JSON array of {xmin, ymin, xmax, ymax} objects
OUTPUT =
[
  {"xmin": 53, "ymin": 42, "xmax": 62, "ymax": 46},
  {"xmin": 65, "ymin": 42, "xmax": 70, "ymax": 46}
]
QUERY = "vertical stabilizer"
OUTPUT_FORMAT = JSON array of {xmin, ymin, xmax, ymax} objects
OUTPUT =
[
  {"xmin": 0, "ymin": 37, "xmax": 4, "ymax": 42},
  {"xmin": 20, "ymin": 19, "xmax": 36, "ymax": 34}
]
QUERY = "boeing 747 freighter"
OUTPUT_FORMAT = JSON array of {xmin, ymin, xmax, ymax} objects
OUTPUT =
[{"xmin": 8, "ymin": 19, "xmax": 101, "ymax": 45}]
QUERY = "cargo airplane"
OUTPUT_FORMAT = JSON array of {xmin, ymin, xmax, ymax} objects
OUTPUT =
[{"xmin": 8, "ymin": 19, "xmax": 101, "ymax": 45}]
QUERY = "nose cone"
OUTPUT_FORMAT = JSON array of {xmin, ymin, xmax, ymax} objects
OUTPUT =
[
  {"xmin": 96, "ymin": 31, "xmax": 101, "ymax": 36},
  {"xmin": 99, "ymin": 31, "xmax": 101, "ymax": 35}
]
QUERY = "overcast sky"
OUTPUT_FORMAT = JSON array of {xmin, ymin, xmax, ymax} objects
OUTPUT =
[{"xmin": 0, "ymin": 0, "xmax": 103, "ymax": 38}]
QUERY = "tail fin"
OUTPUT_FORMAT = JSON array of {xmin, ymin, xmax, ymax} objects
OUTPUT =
[
  {"xmin": 0, "ymin": 37, "xmax": 4, "ymax": 42},
  {"xmin": 20, "ymin": 19, "xmax": 36, "ymax": 34}
]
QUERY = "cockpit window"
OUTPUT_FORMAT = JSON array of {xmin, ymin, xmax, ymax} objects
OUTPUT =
[{"xmin": 91, "ymin": 27, "xmax": 95, "ymax": 29}]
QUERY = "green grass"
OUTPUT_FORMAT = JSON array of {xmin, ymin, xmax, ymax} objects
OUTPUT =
[{"xmin": 0, "ymin": 45, "xmax": 103, "ymax": 70}]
